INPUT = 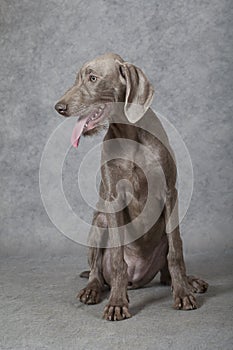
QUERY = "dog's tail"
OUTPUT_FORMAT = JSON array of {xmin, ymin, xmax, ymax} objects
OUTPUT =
[{"xmin": 79, "ymin": 270, "xmax": 90, "ymax": 279}]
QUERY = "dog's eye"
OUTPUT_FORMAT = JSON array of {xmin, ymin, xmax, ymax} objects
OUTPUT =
[{"xmin": 89, "ymin": 75, "xmax": 97, "ymax": 82}]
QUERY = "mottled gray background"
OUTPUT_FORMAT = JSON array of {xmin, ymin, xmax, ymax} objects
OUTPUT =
[
  {"xmin": 1, "ymin": 0, "xmax": 232, "ymax": 258},
  {"xmin": 1, "ymin": 2, "xmax": 233, "ymax": 350}
]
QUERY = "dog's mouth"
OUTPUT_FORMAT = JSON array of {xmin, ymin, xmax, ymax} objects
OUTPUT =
[{"xmin": 71, "ymin": 105, "xmax": 106, "ymax": 148}]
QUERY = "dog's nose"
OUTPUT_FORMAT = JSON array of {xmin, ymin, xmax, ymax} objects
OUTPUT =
[{"xmin": 55, "ymin": 102, "xmax": 68, "ymax": 116}]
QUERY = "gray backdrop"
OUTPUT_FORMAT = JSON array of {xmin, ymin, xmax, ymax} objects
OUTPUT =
[{"xmin": 1, "ymin": 0, "xmax": 232, "ymax": 258}]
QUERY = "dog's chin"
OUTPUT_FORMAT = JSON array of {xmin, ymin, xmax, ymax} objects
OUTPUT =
[
  {"xmin": 83, "ymin": 123, "xmax": 108, "ymax": 137},
  {"xmin": 80, "ymin": 103, "xmax": 109, "ymax": 136},
  {"xmin": 69, "ymin": 103, "xmax": 109, "ymax": 147}
]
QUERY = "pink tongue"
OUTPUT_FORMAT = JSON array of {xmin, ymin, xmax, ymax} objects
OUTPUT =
[{"xmin": 71, "ymin": 116, "xmax": 89, "ymax": 148}]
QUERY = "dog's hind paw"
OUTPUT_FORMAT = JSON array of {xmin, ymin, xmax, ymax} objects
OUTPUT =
[
  {"xmin": 77, "ymin": 279, "xmax": 102, "ymax": 304},
  {"xmin": 187, "ymin": 275, "xmax": 209, "ymax": 293},
  {"xmin": 77, "ymin": 287, "xmax": 100, "ymax": 304}
]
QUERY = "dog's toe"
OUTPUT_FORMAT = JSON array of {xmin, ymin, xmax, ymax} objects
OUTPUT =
[
  {"xmin": 174, "ymin": 294, "xmax": 197, "ymax": 310},
  {"xmin": 103, "ymin": 304, "xmax": 132, "ymax": 321},
  {"xmin": 173, "ymin": 294, "xmax": 197, "ymax": 310}
]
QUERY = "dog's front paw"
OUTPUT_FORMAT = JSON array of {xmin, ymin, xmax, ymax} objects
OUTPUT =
[
  {"xmin": 173, "ymin": 287, "xmax": 197, "ymax": 310},
  {"xmin": 103, "ymin": 303, "xmax": 132, "ymax": 321}
]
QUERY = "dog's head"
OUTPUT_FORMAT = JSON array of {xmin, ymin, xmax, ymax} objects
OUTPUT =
[{"xmin": 55, "ymin": 53, "xmax": 154, "ymax": 147}]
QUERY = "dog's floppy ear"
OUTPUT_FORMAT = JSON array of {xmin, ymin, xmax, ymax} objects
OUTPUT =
[{"xmin": 119, "ymin": 62, "xmax": 154, "ymax": 123}]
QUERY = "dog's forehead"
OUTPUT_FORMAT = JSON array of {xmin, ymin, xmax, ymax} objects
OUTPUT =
[
  {"xmin": 81, "ymin": 53, "xmax": 124, "ymax": 76},
  {"xmin": 82, "ymin": 59, "xmax": 116, "ymax": 75}
]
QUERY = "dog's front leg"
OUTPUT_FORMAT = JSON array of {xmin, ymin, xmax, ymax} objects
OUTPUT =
[
  {"xmin": 78, "ymin": 212, "xmax": 106, "ymax": 304},
  {"xmin": 165, "ymin": 187, "xmax": 200, "ymax": 310},
  {"xmin": 103, "ymin": 202, "xmax": 131, "ymax": 321}
]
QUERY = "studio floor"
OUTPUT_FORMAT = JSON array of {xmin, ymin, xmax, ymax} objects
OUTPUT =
[{"xmin": 0, "ymin": 252, "xmax": 232, "ymax": 350}]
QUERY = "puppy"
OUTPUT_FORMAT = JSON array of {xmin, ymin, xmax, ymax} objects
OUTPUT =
[{"xmin": 55, "ymin": 53, "xmax": 208, "ymax": 321}]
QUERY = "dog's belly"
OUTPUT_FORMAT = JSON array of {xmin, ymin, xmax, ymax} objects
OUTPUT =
[{"xmin": 102, "ymin": 228, "xmax": 168, "ymax": 289}]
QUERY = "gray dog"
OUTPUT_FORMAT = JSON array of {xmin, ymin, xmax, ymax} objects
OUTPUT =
[{"xmin": 55, "ymin": 53, "xmax": 208, "ymax": 321}]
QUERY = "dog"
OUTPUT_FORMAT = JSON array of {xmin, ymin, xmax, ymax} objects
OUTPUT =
[{"xmin": 55, "ymin": 53, "xmax": 208, "ymax": 321}]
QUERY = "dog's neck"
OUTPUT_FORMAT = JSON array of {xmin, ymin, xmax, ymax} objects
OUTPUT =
[{"xmin": 105, "ymin": 122, "xmax": 140, "ymax": 141}]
